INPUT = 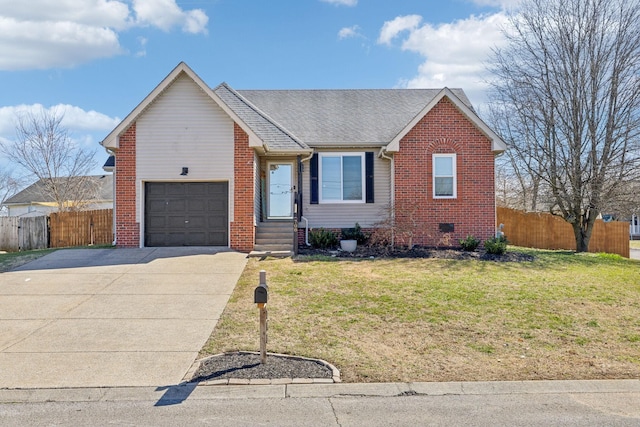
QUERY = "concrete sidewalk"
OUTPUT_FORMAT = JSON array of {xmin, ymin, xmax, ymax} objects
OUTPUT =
[
  {"xmin": 0, "ymin": 247, "xmax": 247, "ymax": 389},
  {"xmin": 2, "ymin": 381, "xmax": 639, "ymax": 426}
]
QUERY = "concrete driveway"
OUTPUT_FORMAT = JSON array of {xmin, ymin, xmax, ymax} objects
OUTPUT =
[{"xmin": 0, "ymin": 247, "xmax": 247, "ymax": 389}]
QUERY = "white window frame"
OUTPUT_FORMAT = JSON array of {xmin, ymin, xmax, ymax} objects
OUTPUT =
[
  {"xmin": 433, "ymin": 153, "xmax": 457, "ymax": 199},
  {"xmin": 318, "ymin": 152, "xmax": 366, "ymax": 204}
]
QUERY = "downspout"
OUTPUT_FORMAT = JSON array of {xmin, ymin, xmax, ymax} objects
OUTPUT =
[
  {"xmin": 301, "ymin": 216, "xmax": 310, "ymax": 246},
  {"xmin": 105, "ymin": 146, "xmax": 117, "ymax": 246},
  {"xmin": 493, "ymin": 150, "xmax": 504, "ymax": 238},
  {"xmin": 299, "ymin": 150, "xmax": 314, "ymax": 247},
  {"xmin": 379, "ymin": 147, "xmax": 395, "ymax": 246}
]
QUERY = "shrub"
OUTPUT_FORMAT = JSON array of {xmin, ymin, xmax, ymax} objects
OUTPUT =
[
  {"xmin": 340, "ymin": 223, "xmax": 369, "ymax": 244},
  {"xmin": 309, "ymin": 228, "xmax": 338, "ymax": 249},
  {"xmin": 484, "ymin": 235, "xmax": 508, "ymax": 255},
  {"xmin": 459, "ymin": 235, "xmax": 480, "ymax": 251}
]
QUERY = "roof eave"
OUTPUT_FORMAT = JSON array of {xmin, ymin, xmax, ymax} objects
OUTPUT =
[{"xmin": 383, "ymin": 88, "xmax": 507, "ymax": 154}]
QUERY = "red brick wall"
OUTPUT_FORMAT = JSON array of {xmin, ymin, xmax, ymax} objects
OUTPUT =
[
  {"xmin": 394, "ymin": 97, "xmax": 496, "ymax": 247},
  {"xmin": 230, "ymin": 123, "xmax": 255, "ymax": 252},
  {"xmin": 114, "ymin": 123, "xmax": 140, "ymax": 247}
]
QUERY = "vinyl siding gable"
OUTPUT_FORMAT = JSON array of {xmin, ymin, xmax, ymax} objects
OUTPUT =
[{"xmin": 135, "ymin": 73, "xmax": 235, "ymax": 222}]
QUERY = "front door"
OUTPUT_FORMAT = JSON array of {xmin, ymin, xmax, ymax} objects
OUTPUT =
[{"xmin": 268, "ymin": 162, "xmax": 293, "ymax": 219}]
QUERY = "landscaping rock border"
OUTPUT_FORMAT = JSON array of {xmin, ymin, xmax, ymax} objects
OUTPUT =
[{"xmin": 188, "ymin": 351, "xmax": 341, "ymax": 386}]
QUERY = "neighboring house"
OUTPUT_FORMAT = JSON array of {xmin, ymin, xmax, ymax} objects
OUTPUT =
[
  {"xmin": 630, "ymin": 214, "xmax": 639, "ymax": 240},
  {"xmin": 2, "ymin": 175, "xmax": 113, "ymax": 217},
  {"xmin": 100, "ymin": 62, "xmax": 506, "ymax": 252}
]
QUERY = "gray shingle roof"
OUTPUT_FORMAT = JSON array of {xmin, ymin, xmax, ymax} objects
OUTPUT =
[
  {"xmin": 213, "ymin": 83, "xmax": 310, "ymax": 152},
  {"xmin": 4, "ymin": 175, "xmax": 113, "ymax": 205},
  {"xmin": 236, "ymin": 88, "xmax": 473, "ymax": 147}
]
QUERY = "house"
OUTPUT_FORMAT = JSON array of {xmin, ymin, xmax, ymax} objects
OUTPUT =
[
  {"xmin": 100, "ymin": 62, "xmax": 506, "ymax": 252},
  {"xmin": 2, "ymin": 175, "xmax": 113, "ymax": 217},
  {"xmin": 630, "ymin": 214, "xmax": 639, "ymax": 240}
]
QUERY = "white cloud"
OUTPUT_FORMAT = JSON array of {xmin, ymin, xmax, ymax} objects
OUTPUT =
[
  {"xmin": 0, "ymin": 0, "xmax": 209, "ymax": 70},
  {"xmin": 321, "ymin": 0, "xmax": 357, "ymax": 6},
  {"xmin": 338, "ymin": 25, "xmax": 363, "ymax": 40},
  {"xmin": 0, "ymin": 0, "xmax": 131, "ymax": 30},
  {"xmin": 469, "ymin": 0, "xmax": 521, "ymax": 9},
  {"xmin": 0, "ymin": 17, "xmax": 122, "ymax": 70},
  {"xmin": 132, "ymin": 0, "xmax": 208, "ymax": 34},
  {"xmin": 378, "ymin": 13, "xmax": 508, "ymax": 106},
  {"xmin": 135, "ymin": 36, "xmax": 148, "ymax": 57},
  {"xmin": 0, "ymin": 104, "xmax": 120, "ymax": 138},
  {"xmin": 378, "ymin": 15, "xmax": 422, "ymax": 46}
]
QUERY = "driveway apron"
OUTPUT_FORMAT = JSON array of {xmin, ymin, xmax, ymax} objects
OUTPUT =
[{"xmin": 0, "ymin": 248, "xmax": 247, "ymax": 389}]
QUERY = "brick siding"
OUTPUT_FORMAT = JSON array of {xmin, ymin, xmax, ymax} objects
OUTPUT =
[
  {"xmin": 114, "ymin": 123, "xmax": 140, "ymax": 247},
  {"xmin": 230, "ymin": 123, "xmax": 255, "ymax": 252},
  {"xmin": 394, "ymin": 97, "xmax": 496, "ymax": 247}
]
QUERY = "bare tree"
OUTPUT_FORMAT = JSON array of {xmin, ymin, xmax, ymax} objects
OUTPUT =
[
  {"xmin": 488, "ymin": 0, "xmax": 640, "ymax": 252},
  {"xmin": 0, "ymin": 169, "xmax": 22, "ymax": 215},
  {"xmin": 0, "ymin": 108, "xmax": 98, "ymax": 212}
]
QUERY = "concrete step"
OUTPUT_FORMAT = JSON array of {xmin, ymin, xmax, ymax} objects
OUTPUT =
[
  {"xmin": 255, "ymin": 237, "xmax": 293, "ymax": 245},
  {"xmin": 248, "ymin": 250, "xmax": 293, "ymax": 258},
  {"xmin": 255, "ymin": 231, "xmax": 294, "ymax": 239},
  {"xmin": 253, "ymin": 243, "xmax": 294, "ymax": 252},
  {"xmin": 257, "ymin": 221, "xmax": 294, "ymax": 229}
]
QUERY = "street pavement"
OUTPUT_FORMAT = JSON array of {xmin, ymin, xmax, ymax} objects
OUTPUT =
[
  {"xmin": 0, "ymin": 247, "xmax": 247, "ymax": 388},
  {"xmin": 1, "ymin": 380, "xmax": 639, "ymax": 426}
]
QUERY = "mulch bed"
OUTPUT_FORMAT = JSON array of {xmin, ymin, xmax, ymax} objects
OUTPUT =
[
  {"xmin": 192, "ymin": 352, "xmax": 334, "ymax": 382},
  {"xmin": 297, "ymin": 245, "xmax": 535, "ymax": 262}
]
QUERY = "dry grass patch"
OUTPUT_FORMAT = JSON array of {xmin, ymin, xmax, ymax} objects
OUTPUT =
[{"xmin": 201, "ymin": 249, "xmax": 640, "ymax": 383}]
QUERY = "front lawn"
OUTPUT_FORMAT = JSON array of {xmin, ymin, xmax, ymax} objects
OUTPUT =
[{"xmin": 201, "ymin": 248, "xmax": 640, "ymax": 383}]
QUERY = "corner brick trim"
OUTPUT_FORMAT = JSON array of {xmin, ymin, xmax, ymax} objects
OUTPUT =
[
  {"xmin": 114, "ymin": 123, "xmax": 140, "ymax": 248},
  {"xmin": 230, "ymin": 123, "xmax": 255, "ymax": 252}
]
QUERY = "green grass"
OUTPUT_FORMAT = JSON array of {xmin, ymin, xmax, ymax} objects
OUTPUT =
[
  {"xmin": 0, "ymin": 249, "xmax": 57, "ymax": 272},
  {"xmin": 201, "ymin": 247, "xmax": 640, "ymax": 383}
]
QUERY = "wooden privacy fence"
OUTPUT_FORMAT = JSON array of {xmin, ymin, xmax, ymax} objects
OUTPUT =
[
  {"xmin": 497, "ymin": 207, "xmax": 630, "ymax": 258},
  {"xmin": 0, "ymin": 216, "xmax": 48, "ymax": 252},
  {"xmin": 49, "ymin": 209, "xmax": 113, "ymax": 248}
]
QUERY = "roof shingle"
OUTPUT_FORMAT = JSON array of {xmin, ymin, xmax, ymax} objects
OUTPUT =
[{"xmin": 236, "ymin": 88, "xmax": 474, "ymax": 147}]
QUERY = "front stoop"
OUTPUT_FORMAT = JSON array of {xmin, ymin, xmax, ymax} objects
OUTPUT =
[
  {"xmin": 254, "ymin": 221, "xmax": 295, "ymax": 254},
  {"xmin": 248, "ymin": 250, "xmax": 293, "ymax": 258}
]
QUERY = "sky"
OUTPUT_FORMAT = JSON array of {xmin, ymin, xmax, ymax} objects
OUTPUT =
[{"xmin": 0, "ymin": 0, "xmax": 520, "ymax": 178}]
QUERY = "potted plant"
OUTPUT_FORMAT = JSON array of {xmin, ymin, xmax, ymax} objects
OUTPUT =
[{"xmin": 340, "ymin": 223, "xmax": 367, "ymax": 252}]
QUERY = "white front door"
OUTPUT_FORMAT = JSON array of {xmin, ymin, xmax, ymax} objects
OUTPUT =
[{"xmin": 268, "ymin": 162, "xmax": 293, "ymax": 219}]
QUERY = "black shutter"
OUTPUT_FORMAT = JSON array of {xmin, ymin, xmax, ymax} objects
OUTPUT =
[
  {"xmin": 310, "ymin": 153, "xmax": 319, "ymax": 204},
  {"xmin": 365, "ymin": 152, "xmax": 374, "ymax": 203}
]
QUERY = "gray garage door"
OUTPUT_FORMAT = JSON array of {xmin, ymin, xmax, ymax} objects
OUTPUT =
[{"xmin": 144, "ymin": 182, "xmax": 228, "ymax": 247}]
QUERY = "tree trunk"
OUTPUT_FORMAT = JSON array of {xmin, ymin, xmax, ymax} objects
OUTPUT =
[{"xmin": 571, "ymin": 221, "xmax": 593, "ymax": 253}]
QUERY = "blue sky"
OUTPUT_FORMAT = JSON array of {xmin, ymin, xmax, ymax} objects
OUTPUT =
[{"xmin": 0, "ymin": 0, "xmax": 518, "ymax": 177}]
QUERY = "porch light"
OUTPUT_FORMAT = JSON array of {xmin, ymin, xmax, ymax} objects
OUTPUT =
[{"xmin": 180, "ymin": 167, "xmax": 189, "ymax": 176}]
